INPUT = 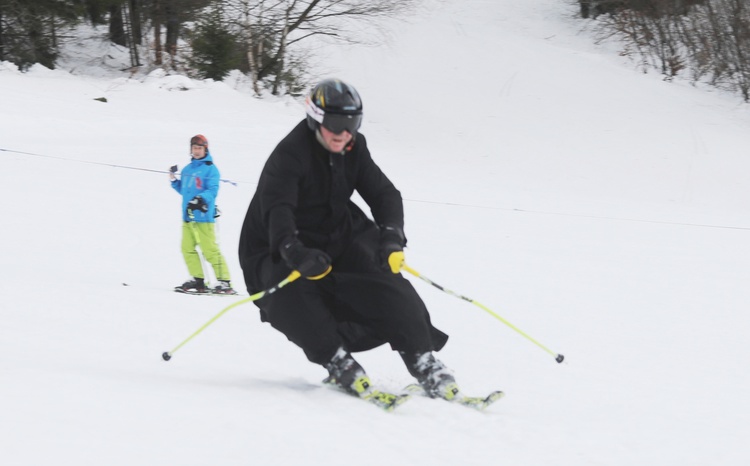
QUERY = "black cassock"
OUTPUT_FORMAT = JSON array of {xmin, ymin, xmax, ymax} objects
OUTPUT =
[{"xmin": 239, "ymin": 120, "xmax": 447, "ymax": 365}]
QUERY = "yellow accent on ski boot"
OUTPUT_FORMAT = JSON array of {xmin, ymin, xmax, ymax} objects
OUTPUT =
[
  {"xmin": 350, "ymin": 375, "xmax": 373, "ymax": 395},
  {"xmin": 437, "ymin": 382, "xmax": 461, "ymax": 401}
]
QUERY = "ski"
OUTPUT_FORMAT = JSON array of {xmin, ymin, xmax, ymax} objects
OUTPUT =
[
  {"xmin": 324, "ymin": 377, "xmax": 411, "ymax": 412},
  {"xmin": 403, "ymin": 383, "xmax": 504, "ymax": 411},
  {"xmin": 173, "ymin": 288, "xmax": 239, "ymax": 296},
  {"xmin": 122, "ymin": 283, "xmax": 240, "ymax": 296},
  {"xmin": 173, "ymin": 288, "xmax": 212, "ymax": 296}
]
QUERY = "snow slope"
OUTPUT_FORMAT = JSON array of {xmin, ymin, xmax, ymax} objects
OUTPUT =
[{"xmin": 1, "ymin": 1, "xmax": 749, "ymax": 465}]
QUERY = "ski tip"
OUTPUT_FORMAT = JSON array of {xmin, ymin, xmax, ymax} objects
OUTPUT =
[
  {"xmin": 463, "ymin": 390, "xmax": 505, "ymax": 410},
  {"xmin": 489, "ymin": 390, "xmax": 505, "ymax": 400},
  {"xmin": 377, "ymin": 393, "xmax": 411, "ymax": 412},
  {"xmin": 162, "ymin": 352, "xmax": 172, "ymax": 361},
  {"xmin": 556, "ymin": 354, "xmax": 565, "ymax": 363}
]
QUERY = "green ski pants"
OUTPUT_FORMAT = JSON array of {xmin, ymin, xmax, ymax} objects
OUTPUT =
[{"xmin": 181, "ymin": 222, "xmax": 231, "ymax": 282}]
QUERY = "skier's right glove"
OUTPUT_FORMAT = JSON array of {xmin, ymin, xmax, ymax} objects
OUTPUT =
[
  {"xmin": 280, "ymin": 239, "xmax": 332, "ymax": 280},
  {"xmin": 169, "ymin": 165, "xmax": 178, "ymax": 181}
]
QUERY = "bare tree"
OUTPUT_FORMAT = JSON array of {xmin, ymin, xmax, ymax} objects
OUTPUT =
[
  {"xmin": 222, "ymin": 0, "xmax": 418, "ymax": 95},
  {"xmin": 721, "ymin": 0, "xmax": 750, "ymax": 100},
  {"xmin": 584, "ymin": 0, "xmax": 750, "ymax": 101},
  {"xmin": 589, "ymin": 1, "xmax": 699, "ymax": 78}
]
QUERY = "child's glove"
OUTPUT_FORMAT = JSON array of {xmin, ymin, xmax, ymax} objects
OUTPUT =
[{"xmin": 187, "ymin": 196, "xmax": 208, "ymax": 213}]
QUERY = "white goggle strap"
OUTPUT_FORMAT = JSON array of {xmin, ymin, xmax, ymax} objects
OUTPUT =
[{"xmin": 305, "ymin": 96, "xmax": 325, "ymax": 124}]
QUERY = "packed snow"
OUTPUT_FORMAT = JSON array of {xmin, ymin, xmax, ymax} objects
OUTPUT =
[{"xmin": 1, "ymin": 1, "xmax": 749, "ymax": 465}]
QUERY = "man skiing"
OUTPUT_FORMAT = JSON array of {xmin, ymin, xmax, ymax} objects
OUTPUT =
[
  {"xmin": 238, "ymin": 79, "xmax": 462, "ymax": 401},
  {"xmin": 170, "ymin": 134, "xmax": 236, "ymax": 295}
]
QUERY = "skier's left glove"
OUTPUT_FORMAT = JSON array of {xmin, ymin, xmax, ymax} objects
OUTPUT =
[
  {"xmin": 379, "ymin": 225, "xmax": 405, "ymax": 274},
  {"xmin": 187, "ymin": 196, "xmax": 208, "ymax": 213}
]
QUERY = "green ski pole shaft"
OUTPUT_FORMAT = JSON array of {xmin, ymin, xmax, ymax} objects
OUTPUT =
[
  {"xmin": 402, "ymin": 263, "xmax": 564, "ymax": 363},
  {"xmin": 162, "ymin": 270, "xmax": 301, "ymax": 361}
]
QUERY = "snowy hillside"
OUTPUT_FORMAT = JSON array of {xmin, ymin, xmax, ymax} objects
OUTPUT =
[{"xmin": 1, "ymin": 1, "xmax": 749, "ymax": 465}]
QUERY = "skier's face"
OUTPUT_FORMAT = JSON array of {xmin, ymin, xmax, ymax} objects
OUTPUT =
[
  {"xmin": 319, "ymin": 126, "xmax": 353, "ymax": 153},
  {"xmin": 191, "ymin": 144, "xmax": 207, "ymax": 159}
]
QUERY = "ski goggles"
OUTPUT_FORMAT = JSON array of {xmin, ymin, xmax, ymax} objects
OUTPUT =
[
  {"xmin": 321, "ymin": 113, "xmax": 362, "ymax": 135},
  {"xmin": 306, "ymin": 96, "xmax": 362, "ymax": 134}
]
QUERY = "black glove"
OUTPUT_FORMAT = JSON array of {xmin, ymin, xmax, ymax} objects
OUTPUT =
[
  {"xmin": 187, "ymin": 196, "xmax": 208, "ymax": 213},
  {"xmin": 379, "ymin": 225, "xmax": 406, "ymax": 273},
  {"xmin": 280, "ymin": 239, "xmax": 332, "ymax": 279},
  {"xmin": 169, "ymin": 165, "xmax": 178, "ymax": 173}
]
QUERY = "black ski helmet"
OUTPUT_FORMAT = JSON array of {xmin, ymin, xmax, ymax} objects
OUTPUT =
[{"xmin": 305, "ymin": 79, "xmax": 363, "ymax": 134}]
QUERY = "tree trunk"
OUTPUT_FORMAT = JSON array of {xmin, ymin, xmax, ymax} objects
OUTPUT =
[
  {"xmin": 130, "ymin": 0, "xmax": 142, "ymax": 45},
  {"xmin": 580, "ymin": 1, "xmax": 591, "ymax": 18},
  {"xmin": 0, "ymin": 8, "xmax": 4, "ymax": 62},
  {"xmin": 244, "ymin": 8, "xmax": 260, "ymax": 95},
  {"xmin": 109, "ymin": 5, "xmax": 127, "ymax": 47},
  {"xmin": 165, "ymin": 0, "xmax": 179, "ymax": 59},
  {"xmin": 152, "ymin": 0, "xmax": 162, "ymax": 65},
  {"xmin": 271, "ymin": 23, "xmax": 288, "ymax": 95}
]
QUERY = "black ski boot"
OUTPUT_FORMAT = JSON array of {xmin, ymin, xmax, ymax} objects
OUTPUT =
[
  {"xmin": 212, "ymin": 280, "xmax": 237, "ymax": 295},
  {"xmin": 175, "ymin": 278, "xmax": 208, "ymax": 294},
  {"xmin": 323, "ymin": 348, "xmax": 373, "ymax": 396},
  {"xmin": 401, "ymin": 351, "xmax": 461, "ymax": 400}
]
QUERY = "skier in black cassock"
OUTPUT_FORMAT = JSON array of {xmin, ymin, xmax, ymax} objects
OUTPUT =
[{"xmin": 239, "ymin": 79, "xmax": 462, "ymax": 399}]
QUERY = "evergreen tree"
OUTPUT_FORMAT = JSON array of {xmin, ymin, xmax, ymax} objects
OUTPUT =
[
  {"xmin": 189, "ymin": 7, "xmax": 240, "ymax": 81},
  {"xmin": 0, "ymin": 0, "xmax": 81, "ymax": 70}
]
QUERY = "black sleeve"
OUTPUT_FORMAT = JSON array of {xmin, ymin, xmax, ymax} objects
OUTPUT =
[
  {"xmin": 354, "ymin": 136, "xmax": 405, "ymax": 231},
  {"xmin": 259, "ymin": 147, "xmax": 307, "ymax": 252}
]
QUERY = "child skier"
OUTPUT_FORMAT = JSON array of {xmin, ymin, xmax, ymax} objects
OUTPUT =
[{"xmin": 170, "ymin": 134, "xmax": 236, "ymax": 295}]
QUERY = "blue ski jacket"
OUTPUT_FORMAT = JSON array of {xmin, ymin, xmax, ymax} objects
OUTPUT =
[{"xmin": 171, "ymin": 152, "xmax": 220, "ymax": 223}]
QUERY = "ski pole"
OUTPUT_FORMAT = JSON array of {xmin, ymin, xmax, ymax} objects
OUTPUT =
[
  {"xmin": 162, "ymin": 270, "xmax": 302, "ymax": 361},
  {"xmin": 401, "ymin": 262, "xmax": 564, "ymax": 363}
]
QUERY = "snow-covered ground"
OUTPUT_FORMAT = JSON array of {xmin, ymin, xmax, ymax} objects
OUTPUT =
[{"xmin": 2, "ymin": 1, "xmax": 749, "ymax": 464}]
